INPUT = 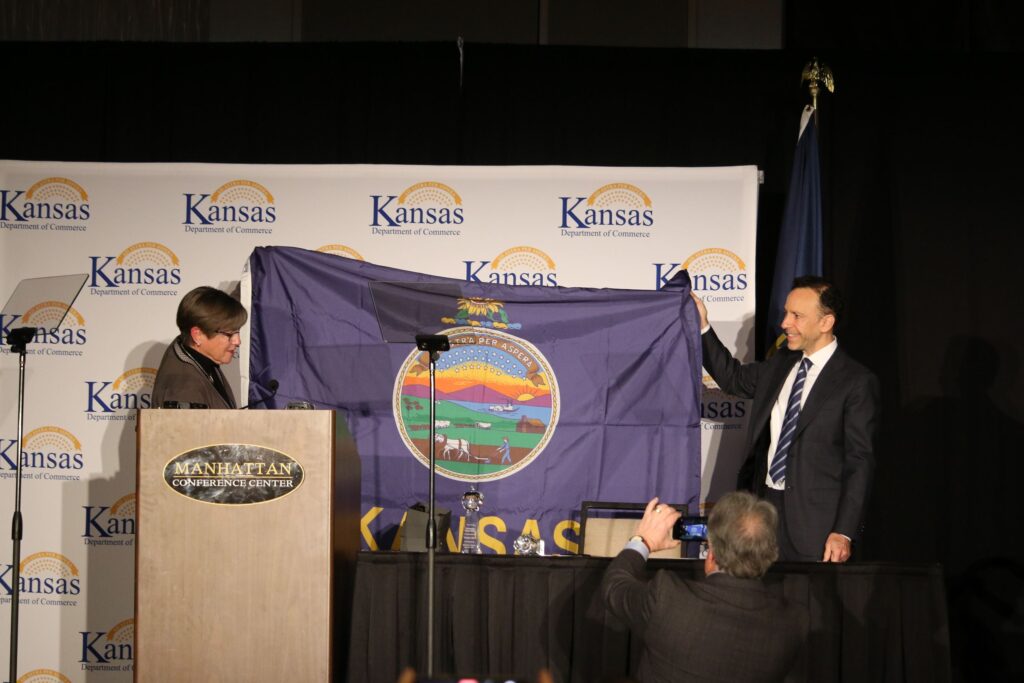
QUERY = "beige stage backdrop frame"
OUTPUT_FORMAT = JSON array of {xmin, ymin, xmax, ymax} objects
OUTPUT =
[{"xmin": 0, "ymin": 160, "xmax": 756, "ymax": 681}]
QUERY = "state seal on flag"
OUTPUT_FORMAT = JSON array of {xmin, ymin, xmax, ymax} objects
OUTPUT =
[{"xmin": 393, "ymin": 328, "xmax": 559, "ymax": 482}]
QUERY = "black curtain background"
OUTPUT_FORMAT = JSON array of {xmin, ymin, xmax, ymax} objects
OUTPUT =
[{"xmin": 2, "ymin": 41, "xmax": 1023, "ymax": 681}]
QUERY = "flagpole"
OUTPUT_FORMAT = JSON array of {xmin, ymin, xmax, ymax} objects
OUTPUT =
[{"xmin": 765, "ymin": 59, "xmax": 833, "ymax": 355}]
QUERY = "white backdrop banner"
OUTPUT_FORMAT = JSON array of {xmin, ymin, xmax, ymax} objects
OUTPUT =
[{"xmin": 0, "ymin": 160, "xmax": 756, "ymax": 680}]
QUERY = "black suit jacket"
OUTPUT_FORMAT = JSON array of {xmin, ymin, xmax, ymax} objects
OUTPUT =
[
  {"xmin": 602, "ymin": 549, "xmax": 808, "ymax": 683},
  {"xmin": 702, "ymin": 329, "xmax": 879, "ymax": 556}
]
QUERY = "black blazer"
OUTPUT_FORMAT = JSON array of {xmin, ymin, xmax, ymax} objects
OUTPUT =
[
  {"xmin": 702, "ymin": 328, "xmax": 880, "ymax": 556},
  {"xmin": 602, "ymin": 549, "xmax": 808, "ymax": 683}
]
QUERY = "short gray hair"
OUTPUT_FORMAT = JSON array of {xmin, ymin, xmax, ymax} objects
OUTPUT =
[
  {"xmin": 707, "ymin": 491, "xmax": 779, "ymax": 578},
  {"xmin": 176, "ymin": 286, "xmax": 247, "ymax": 338}
]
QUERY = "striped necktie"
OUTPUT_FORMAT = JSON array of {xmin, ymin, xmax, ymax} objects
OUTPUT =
[{"xmin": 769, "ymin": 357, "xmax": 812, "ymax": 485}]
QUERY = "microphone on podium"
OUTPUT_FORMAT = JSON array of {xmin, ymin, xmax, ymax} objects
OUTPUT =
[{"xmin": 241, "ymin": 379, "xmax": 279, "ymax": 409}]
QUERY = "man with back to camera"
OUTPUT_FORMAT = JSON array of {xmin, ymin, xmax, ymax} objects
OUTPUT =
[
  {"xmin": 693, "ymin": 275, "xmax": 880, "ymax": 562},
  {"xmin": 602, "ymin": 492, "xmax": 808, "ymax": 683}
]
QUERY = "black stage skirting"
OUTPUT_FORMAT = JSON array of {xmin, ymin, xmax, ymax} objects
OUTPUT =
[{"xmin": 347, "ymin": 552, "xmax": 951, "ymax": 683}]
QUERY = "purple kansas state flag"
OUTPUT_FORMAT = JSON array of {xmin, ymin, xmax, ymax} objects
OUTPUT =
[{"xmin": 247, "ymin": 246, "xmax": 701, "ymax": 554}]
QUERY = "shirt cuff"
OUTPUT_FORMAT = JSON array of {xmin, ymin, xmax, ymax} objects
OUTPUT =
[
  {"xmin": 700, "ymin": 325, "xmax": 710, "ymax": 335},
  {"xmin": 625, "ymin": 538, "xmax": 650, "ymax": 560}
]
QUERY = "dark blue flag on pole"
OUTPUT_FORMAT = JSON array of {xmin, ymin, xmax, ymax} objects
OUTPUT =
[
  {"xmin": 247, "ymin": 246, "xmax": 702, "ymax": 554},
  {"xmin": 767, "ymin": 105, "xmax": 824, "ymax": 349}
]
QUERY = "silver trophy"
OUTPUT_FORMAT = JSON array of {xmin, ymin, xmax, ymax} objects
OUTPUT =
[
  {"xmin": 460, "ymin": 486, "xmax": 484, "ymax": 554},
  {"xmin": 513, "ymin": 533, "xmax": 542, "ymax": 556}
]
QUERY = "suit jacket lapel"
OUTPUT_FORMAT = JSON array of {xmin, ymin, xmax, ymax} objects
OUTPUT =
[
  {"xmin": 793, "ymin": 349, "xmax": 847, "ymax": 439},
  {"xmin": 751, "ymin": 353, "xmax": 800, "ymax": 436}
]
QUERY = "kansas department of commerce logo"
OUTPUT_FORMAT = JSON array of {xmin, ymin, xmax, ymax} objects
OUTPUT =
[
  {"xmin": 89, "ymin": 241, "xmax": 182, "ymax": 296},
  {"xmin": 559, "ymin": 182, "xmax": 654, "ymax": 238},
  {"xmin": 394, "ymin": 328, "xmax": 559, "ymax": 482},
  {"xmin": 80, "ymin": 617, "xmax": 134, "ymax": 669},
  {"xmin": 0, "ymin": 175, "xmax": 91, "ymax": 232},
  {"xmin": 13, "ymin": 425, "xmax": 86, "ymax": 476},
  {"xmin": 1, "ymin": 551, "xmax": 80, "ymax": 606},
  {"xmin": 0, "ymin": 302, "xmax": 87, "ymax": 359},
  {"xmin": 654, "ymin": 246, "xmax": 749, "ymax": 298},
  {"xmin": 464, "ymin": 246, "xmax": 558, "ymax": 286},
  {"xmin": 0, "ymin": 302, "xmax": 88, "ymax": 357},
  {"xmin": 85, "ymin": 367, "xmax": 156, "ymax": 419},
  {"xmin": 83, "ymin": 493, "xmax": 136, "ymax": 545},
  {"xmin": 183, "ymin": 178, "xmax": 277, "ymax": 234},
  {"xmin": 683, "ymin": 247, "xmax": 749, "ymax": 303},
  {"xmin": 370, "ymin": 180, "xmax": 464, "ymax": 236}
]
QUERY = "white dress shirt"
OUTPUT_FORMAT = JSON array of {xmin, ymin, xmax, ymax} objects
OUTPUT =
[{"xmin": 765, "ymin": 338, "xmax": 838, "ymax": 489}]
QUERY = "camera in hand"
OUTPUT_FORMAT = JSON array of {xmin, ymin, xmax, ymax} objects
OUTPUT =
[{"xmin": 672, "ymin": 515, "xmax": 708, "ymax": 542}]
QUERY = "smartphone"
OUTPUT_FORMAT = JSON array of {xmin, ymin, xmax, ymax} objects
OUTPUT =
[{"xmin": 672, "ymin": 515, "xmax": 708, "ymax": 541}]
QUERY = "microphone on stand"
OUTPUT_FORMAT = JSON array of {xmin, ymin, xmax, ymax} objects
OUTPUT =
[{"xmin": 241, "ymin": 379, "xmax": 279, "ymax": 409}]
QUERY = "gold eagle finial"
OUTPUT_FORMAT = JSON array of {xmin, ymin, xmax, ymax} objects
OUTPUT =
[{"xmin": 801, "ymin": 58, "xmax": 835, "ymax": 111}]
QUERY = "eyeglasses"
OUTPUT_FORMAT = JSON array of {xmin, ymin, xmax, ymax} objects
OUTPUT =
[{"xmin": 216, "ymin": 330, "xmax": 241, "ymax": 340}]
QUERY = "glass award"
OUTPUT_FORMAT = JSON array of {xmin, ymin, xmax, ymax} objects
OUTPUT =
[{"xmin": 460, "ymin": 487, "xmax": 484, "ymax": 554}]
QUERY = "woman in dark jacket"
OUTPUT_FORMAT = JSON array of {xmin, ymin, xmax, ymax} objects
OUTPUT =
[{"xmin": 151, "ymin": 286, "xmax": 247, "ymax": 409}]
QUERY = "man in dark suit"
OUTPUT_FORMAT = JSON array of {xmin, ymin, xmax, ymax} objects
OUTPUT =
[
  {"xmin": 602, "ymin": 493, "xmax": 808, "ymax": 683},
  {"xmin": 694, "ymin": 276, "xmax": 880, "ymax": 562}
]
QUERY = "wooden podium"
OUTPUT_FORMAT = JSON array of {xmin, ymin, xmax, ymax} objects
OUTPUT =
[{"xmin": 135, "ymin": 409, "xmax": 360, "ymax": 682}]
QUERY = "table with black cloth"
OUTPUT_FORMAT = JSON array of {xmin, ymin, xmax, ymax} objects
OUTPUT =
[{"xmin": 347, "ymin": 552, "xmax": 950, "ymax": 683}]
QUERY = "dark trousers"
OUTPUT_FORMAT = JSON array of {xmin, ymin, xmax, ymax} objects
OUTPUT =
[{"xmin": 764, "ymin": 487, "xmax": 819, "ymax": 562}]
